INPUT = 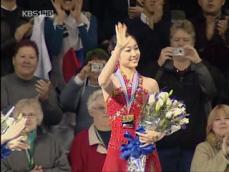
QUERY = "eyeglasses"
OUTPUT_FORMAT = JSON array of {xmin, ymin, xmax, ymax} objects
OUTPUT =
[
  {"xmin": 21, "ymin": 113, "xmax": 36, "ymax": 118},
  {"xmin": 93, "ymin": 106, "xmax": 105, "ymax": 110}
]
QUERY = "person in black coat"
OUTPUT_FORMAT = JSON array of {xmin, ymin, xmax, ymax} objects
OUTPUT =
[
  {"xmin": 144, "ymin": 19, "xmax": 228, "ymax": 172},
  {"xmin": 191, "ymin": 0, "xmax": 229, "ymax": 87}
]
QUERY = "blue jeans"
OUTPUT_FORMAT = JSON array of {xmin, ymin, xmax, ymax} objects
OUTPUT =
[{"xmin": 158, "ymin": 147, "xmax": 194, "ymax": 172}]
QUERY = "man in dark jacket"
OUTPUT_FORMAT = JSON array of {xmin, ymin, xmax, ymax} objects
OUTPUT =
[
  {"xmin": 144, "ymin": 20, "xmax": 228, "ymax": 172},
  {"xmin": 125, "ymin": 0, "xmax": 171, "ymax": 74},
  {"xmin": 191, "ymin": 0, "xmax": 229, "ymax": 87}
]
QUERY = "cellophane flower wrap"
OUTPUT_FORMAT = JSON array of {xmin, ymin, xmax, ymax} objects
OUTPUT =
[
  {"xmin": 1, "ymin": 107, "xmax": 16, "ymax": 135},
  {"xmin": 1, "ymin": 107, "xmax": 16, "ymax": 159},
  {"xmin": 121, "ymin": 90, "xmax": 189, "ymax": 172}
]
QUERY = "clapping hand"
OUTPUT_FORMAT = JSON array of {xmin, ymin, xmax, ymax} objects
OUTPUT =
[
  {"xmin": 51, "ymin": 0, "xmax": 65, "ymax": 25},
  {"xmin": 2, "ymin": 115, "xmax": 30, "ymax": 151},
  {"xmin": 7, "ymin": 135, "xmax": 30, "ymax": 151},
  {"xmin": 35, "ymin": 80, "xmax": 52, "ymax": 101},
  {"xmin": 157, "ymin": 47, "xmax": 173, "ymax": 66},
  {"xmin": 1, "ymin": 116, "xmax": 27, "ymax": 144},
  {"xmin": 71, "ymin": 0, "xmax": 83, "ymax": 23},
  {"xmin": 15, "ymin": 22, "xmax": 33, "ymax": 42}
]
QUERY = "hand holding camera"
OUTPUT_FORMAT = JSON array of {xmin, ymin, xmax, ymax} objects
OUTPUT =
[
  {"xmin": 78, "ymin": 63, "xmax": 91, "ymax": 80},
  {"xmin": 158, "ymin": 47, "xmax": 173, "ymax": 66},
  {"xmin": 183, "ymin": 45, "xmax": 202, "ymax": 64},
  {"xmin": 159, "ymin": 46, "xmax": 202, "ymax": 65},
  {"xmin": 78, "ymin": 61, "xmax": 105, "ymax": 80}
]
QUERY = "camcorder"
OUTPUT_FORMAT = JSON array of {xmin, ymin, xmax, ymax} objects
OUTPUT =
[{"xmin": 91, "ymin": 63, "xmax": 104, "ymax": 73}]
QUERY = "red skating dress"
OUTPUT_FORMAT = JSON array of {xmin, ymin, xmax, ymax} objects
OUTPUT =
[{"xmin": 102, "ymin": 74, "xmax": 161, "ymax": 172}]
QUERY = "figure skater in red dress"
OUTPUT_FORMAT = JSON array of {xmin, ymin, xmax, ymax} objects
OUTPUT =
[{"xmin": 98, "ymin": 23, "xmax": 164, "ymax": 172}]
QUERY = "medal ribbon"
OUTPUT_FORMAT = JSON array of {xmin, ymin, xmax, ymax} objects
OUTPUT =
[{"xmin": 115, "ymin": 69, "xmax": 139, "ymax": 113}]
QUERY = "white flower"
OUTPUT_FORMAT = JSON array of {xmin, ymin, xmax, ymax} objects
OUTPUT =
[
  {"xmin": 180, "ymin": 118, "xmax": 189, "ymax": 125},
  {"xmin": 165, "ymin": 111, "xmax": 172, "ymax": 119},
  {"xmin": 170, "ymin": 125, "xmax": 181, "ymax": 133},
  {"xmin": 166, "ymin": 98, "xmax": 172, "ymax": 107},
  {"xmin": 168, "ymin": 90, "xmax": 173, "ymax": 96},
  {"xmin": 177, "ymin": 102, "xmax": 184, "ymax": 108},
  {"xmin": 181, "ymin": 107, "xmax": 186, "ymax": 113},
  {"xmin": 158, "ymin": 92, "xmax": 169, "ymax": 103},
  {"xmin": 172, "ymin": 100, "xmax": 178, "ymax": 106},
  {"xmin": 155, "ymin": 98, "xmax": 164, "ymax": 112},
  {"xmin": 172, "ymin": 108, "xmax": 183, "ymax": 117},
  {"xmin": 148, "ymin": 93, "xmax": 156, "ymax": 104}
]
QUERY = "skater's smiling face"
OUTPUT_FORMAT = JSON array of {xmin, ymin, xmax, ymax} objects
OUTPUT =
[{"xmin": 119, "ymin": 36, "xmax": 140, "ymax": 70}]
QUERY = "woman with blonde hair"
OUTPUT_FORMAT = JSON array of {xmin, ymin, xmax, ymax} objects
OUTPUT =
[{"xmin": 191, "ymin": 104, "xmax": 229, "ymax": 172}]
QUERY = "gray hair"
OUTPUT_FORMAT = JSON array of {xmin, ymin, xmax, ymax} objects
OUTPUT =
[
  {"xmin": 170, "ymin": 19, "xmax": 196, "ymax": 41},
  {"xmin": 13, "ymin": 98, "xmax": 43, "ymax": 125},
  {"xmin": 87, "ymin": 90, "xmax": 104, "ymax": 112}
]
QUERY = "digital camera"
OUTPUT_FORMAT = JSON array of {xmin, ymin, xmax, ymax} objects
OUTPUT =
[
  {"xmin": 91, "ymin": 63, "xmax": 104, "ymax": 72},
  {"xmin": 172, "ymin": 48, "xmax": 185, "ymax": 56}
]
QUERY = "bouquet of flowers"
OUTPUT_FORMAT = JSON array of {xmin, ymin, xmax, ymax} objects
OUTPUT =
[
  {"xmin": 121, "ymin": 90, "xmax": 190, "ymax": 172},
  {"xmin": 140, "ymin": 90, "xmax": 189, "ymax": 135}
]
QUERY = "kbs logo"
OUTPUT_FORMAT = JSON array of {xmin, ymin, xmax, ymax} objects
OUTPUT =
[{"xmin": 22, "ymin": 10, "xmax": 54, "ymax": 17}]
